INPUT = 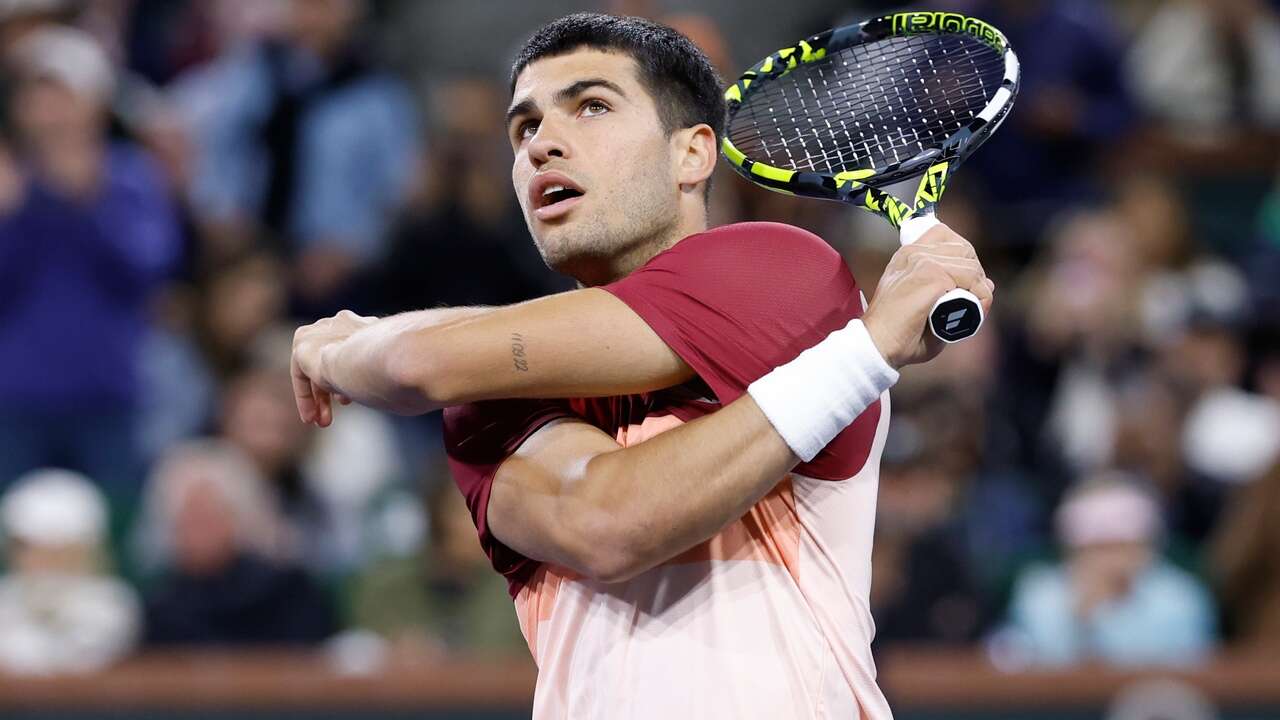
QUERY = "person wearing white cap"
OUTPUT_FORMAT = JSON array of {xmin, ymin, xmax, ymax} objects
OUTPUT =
[
  {"xmin": 0, "ymin": 468, "xmax": 141, "ymax": 675},
  {"xmin": 0, "ymin": 25, "xmax": 179, "ymax": 501},
  {"xmin": 997, "ymin": 472, "xmax": 1217, "ymax": 667}
]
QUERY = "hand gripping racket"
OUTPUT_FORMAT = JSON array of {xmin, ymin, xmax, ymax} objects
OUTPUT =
[{"xmin": 721, "ymin": 11, "xmax": 1020, "ymax": 343}]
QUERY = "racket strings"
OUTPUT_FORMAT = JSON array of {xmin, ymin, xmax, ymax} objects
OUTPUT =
[
  {"xmin": 737, "ymin": 34, "xmax": 999, "ymax": 170},
  {"xmin": 729, "ymin": 33, "xmax": 1005, "ymax": 175}
]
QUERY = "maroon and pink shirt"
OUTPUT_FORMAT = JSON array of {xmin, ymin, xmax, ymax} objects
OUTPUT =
[{"xmin": 444, "ymin": 222, "xmax": 893, "ymax": 719}]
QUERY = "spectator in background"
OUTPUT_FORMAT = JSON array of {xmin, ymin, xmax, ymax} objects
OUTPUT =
[
  {"xmin": 137, "ymin": 440, "xmax": 335, "ymax": 647},
  {"xmin": 0, "ymin": 26, "xmax": 179, "ymax": 501},
  {"xmin": 0, "ymin": 469, "xmax": 141, "ymax": 675},
  {"xmin": 0, "ymin": 0, "xmax": 76, "ymax": 51},
  {"xmin": 219, "ymin": 357, "xmax": 403, "ymax": 576},
  {"xmin": 172, "ymin": 0, "xmax": 418, "ymax": 315},
  {"xmin": 1001, "ymin": 473, "xmax": 1216, "ymax": 667},
  {"xmin": 1125, "ymin": 0, "xmax": 1280, "ymax": 258},
  {"xmin": 349, "ymin": 475, "xmax": 525, "ymax": 658},
  {"xmin": 1006, "ymin": 209, "xmax": 1144, "ymax": 501},
  {"xmin": 1126, "ymin": 0, "xmax": 1280, "ymax": 150},
  {"xmin": 374, "ymin": 77, "xmax": 562, "ymax": 315},
  {"xmin": 191, "ymin": 249, "xmax": 289, "ymax": 379},
  {"xmin": 1211, "ymin": 459, "xmax": 1280, "ymax": 652},
  {"xmin": 869, "ymin": 427, "xmax": 991, "ymax": 649},
  {"xmin": 953, "ymin": 0, "xmax": 1133, "ymax": 250}
]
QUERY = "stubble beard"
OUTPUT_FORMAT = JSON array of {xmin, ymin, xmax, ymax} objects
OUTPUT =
[{"xmin": 533, "ymin": 168, "xmax": 680, "ymax": 286}]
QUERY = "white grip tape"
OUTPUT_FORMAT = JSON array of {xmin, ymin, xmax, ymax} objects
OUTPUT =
[
  {"xmin": 748, "ymin": 319, "xmax": 898, "ymax": 462},
  {"xmin": 899, "ymin": 213, "xmax": 940, "ymax": 246}
]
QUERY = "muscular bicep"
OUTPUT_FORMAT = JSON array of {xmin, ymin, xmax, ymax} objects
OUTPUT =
[
  {"xmin": 486, "ymin": 418, "xmax": 622, "ymax": 574},
  {"xmin": 412, "ymin": 288, "xmax": 693, "ymax": 404}
]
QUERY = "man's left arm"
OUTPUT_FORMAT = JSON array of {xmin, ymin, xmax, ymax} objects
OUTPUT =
[{"xmin": 292, "ymin": 288, "xmax": 694, "ymax": 425}]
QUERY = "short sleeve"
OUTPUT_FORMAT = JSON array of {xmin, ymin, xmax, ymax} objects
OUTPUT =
[
  {"xmin": 603, "ymin": 222, "xmax": 882, "ymax": 479},
  {"xmin": 442, "ymin": 399, "xmax": 576, "ymax": 590}
]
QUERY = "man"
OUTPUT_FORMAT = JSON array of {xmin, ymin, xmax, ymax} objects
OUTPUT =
[{"xmin": 291, "ymin": 13, "xmax": 993, "ymax": 718}]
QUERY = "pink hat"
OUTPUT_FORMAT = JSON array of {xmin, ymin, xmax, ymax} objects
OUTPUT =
[{"xmin": 1055, "ymin": 473, "xmax": 1162, "ymax": 548}]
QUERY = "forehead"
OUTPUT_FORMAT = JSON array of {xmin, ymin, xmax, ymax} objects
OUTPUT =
[{"xmin": 511, "ymin": 48, "xmax": 645, "ymax": 104}]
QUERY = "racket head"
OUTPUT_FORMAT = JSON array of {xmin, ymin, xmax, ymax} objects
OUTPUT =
[{"xmin": 721, "ymin": 11, "xmax": 1019, "ymax": 208}]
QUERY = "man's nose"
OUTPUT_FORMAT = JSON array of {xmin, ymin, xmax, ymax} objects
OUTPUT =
[{"xmin": 528, "ymin": 119, "xmax": 569, "ymax": 167}]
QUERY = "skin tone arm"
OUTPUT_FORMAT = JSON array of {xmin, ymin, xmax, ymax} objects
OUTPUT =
[
  {"xmin": 488, "ymin": 393, "xmax": 796, "ymax": 583},
  {"xmin": 292, "ymin": 288, "xmax": 693, "ymax": 427}
]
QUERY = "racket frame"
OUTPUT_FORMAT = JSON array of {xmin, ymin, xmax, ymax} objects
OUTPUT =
[{"xmin": 720, "ymin": 11, "xmax": 1020, "ymax": 229}]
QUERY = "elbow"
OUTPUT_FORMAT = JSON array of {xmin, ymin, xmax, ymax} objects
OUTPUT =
[
  {"xmin": 559, "ymin": 474, "xmax": 652, "ymax": 584},
  {"xmin": 569, "ymin": 530, "xmax": 648, "ymax": 585}
]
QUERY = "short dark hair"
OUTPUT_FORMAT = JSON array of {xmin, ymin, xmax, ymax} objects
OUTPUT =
[{"xmin": 510, "ymin": 13, "xmax": 725, "ymax": 146}]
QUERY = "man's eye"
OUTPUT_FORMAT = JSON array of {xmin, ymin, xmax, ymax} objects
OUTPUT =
[
  {"xmin": 582, "ymin": 100, "xmax": 609, "ymax": 116},
  {"xmin": 518, "ymin": 121, "xmax": 539, "ymax": 140}
]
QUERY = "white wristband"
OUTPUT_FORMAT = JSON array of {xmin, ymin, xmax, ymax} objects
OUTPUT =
[{"xmin": 748, "ymin": 319, "xmax": 899, "ymax": 462}]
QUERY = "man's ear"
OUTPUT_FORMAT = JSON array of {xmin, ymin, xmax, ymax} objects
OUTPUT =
[{"xmin": 673, "ymin": 123, "xmax": 717, "ymax": 191}]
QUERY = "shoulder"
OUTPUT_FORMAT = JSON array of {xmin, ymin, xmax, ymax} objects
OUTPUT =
[
  {"xmin": 625, "ymin": 221, "xmax": 856, "ymax": 313},
  {"xmin": 169, "ymin": 45, "xmax": 270, "ymax": 114},
  {"xmin": 316, "ymin": 71, "xmax": 416, "ymax": 128},
  {"xmin": 1142, "ymin": 562, "xmax": 1215, "ymax": 608},
  {"xmin": 665, "ymin": 221, "xmax": 843, "ymax": 268}
]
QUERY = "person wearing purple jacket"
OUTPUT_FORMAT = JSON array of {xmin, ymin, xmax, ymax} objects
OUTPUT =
[{"xmin": 0, "ymin": 27, "xmax": 179, "ymax": 501}]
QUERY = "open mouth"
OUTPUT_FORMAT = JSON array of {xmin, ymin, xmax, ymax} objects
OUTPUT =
[
  {"xmin": 530, "ymin": 174, "xmax": 586, "ymax": 221},
  {"xmin": 538, "ymin": 184, "xmax": 585, "ymax": 209}
]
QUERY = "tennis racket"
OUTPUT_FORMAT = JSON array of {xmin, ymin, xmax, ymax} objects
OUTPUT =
[{"xmin": 721, "ymin": 11, "xmax": 1019, "ymax": 343}]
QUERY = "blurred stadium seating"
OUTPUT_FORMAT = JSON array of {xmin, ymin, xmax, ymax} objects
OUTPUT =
[{"xmin": 1, "ymin": 0, "xmax": 1279, "ymax": 717}]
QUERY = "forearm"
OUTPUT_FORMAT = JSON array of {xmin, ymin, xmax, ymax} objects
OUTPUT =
[
  {"xmin": 574, "ymin": 394, "xmax": 798, "ymax": 581},
  {"xmin": 319, "ymin": 306, "xmax": 493, "ymax": 413},
  {"xmin": 560, "ymin": 317, "xmax": 897, "ymax": 581},
  {"xmin": 323, "ymin": 289, "xmax": 691, "ymax": 413}
]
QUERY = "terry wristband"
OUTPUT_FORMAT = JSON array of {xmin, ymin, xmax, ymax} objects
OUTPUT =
[{"xmin": 747, "ymin": 318, "xmax": 899, "ymax": 462}]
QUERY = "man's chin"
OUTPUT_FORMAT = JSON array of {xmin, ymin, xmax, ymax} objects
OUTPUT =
[{"xmin": 534, "ymin": 234, "xmax": 605, "ymax": 281}]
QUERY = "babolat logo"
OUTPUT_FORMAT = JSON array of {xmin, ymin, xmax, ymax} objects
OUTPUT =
[{"xmin": 891, "ymin": 12, "xmax": 1005, "ymax": 53}]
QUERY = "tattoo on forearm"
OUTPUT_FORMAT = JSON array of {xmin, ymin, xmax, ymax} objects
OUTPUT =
[{"xmin": 511, "ymin": 333, "xmax": 529, "ymax": 372}]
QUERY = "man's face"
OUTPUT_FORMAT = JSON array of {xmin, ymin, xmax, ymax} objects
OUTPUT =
[{"xmin": 507, "ymin": 49, "xmax": 681, "ymax": 283}]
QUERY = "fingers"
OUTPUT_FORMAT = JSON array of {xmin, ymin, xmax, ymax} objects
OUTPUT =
[
  {"xmin": 293, "ymin": 322, "xmax": 339, "ymax": 427},
  {"xmin": 903, "ymin": 246, "xmax": 995, "ymax": 314},
  {"xmin": 312, "ymin": 384, "xmax": 334, "ymax": 427},
  {"xmin": 291, "ymin": 354, "xmax": 318, "ymax": 424},
  {"xmin": 291, "ymin": 310, "xmax": 368, "ymax": 426}
]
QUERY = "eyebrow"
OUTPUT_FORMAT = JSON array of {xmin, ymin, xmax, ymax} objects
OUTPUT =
[{"xmin": 505, "ymin": 77, "xmax": 629, "ymax": 128}]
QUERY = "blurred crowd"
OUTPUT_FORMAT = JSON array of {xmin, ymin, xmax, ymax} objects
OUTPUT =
[{"xmin": 0, "ymin": 0, "xmax": 1278, "ymax": 681}]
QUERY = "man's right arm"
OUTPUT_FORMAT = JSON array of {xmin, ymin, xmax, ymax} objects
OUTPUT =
[{"xmin": 487, "ymin": 390, "xmax": 800, "ymax": 583}]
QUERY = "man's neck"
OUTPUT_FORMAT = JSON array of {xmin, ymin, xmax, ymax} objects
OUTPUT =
[{"xmin": 580, "ymin": 213, "xmax": 708, "ymax": 287}]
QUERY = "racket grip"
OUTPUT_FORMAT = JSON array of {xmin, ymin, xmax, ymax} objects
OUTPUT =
[
  {"xmin": 898, "ymin": 213, "xmax": 984, "ymax": 342},
  {"xmin": 899, "ymin": 213, "xmax": 940, "ymax": 246},
  {"xmin": 929, "ymin": 288, "xmax": 984, "ymax": 343}
]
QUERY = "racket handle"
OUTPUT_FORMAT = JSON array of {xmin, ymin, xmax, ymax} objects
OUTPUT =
[
  {"xmin": 898, "ymin": 213, "xmax": 940, "ymax": 246},
  {"xmin": 929, "ymin": 288, "xmax": 984, "ymax": 343},
  {"xmin": 898, "ymin": 213, "xmax": 984, "ymax": 343}
]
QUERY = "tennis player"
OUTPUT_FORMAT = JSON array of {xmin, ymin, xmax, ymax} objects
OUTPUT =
[{"xmin": 291, "ymin": 13, "xmax": 992, "ymax": 718}]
